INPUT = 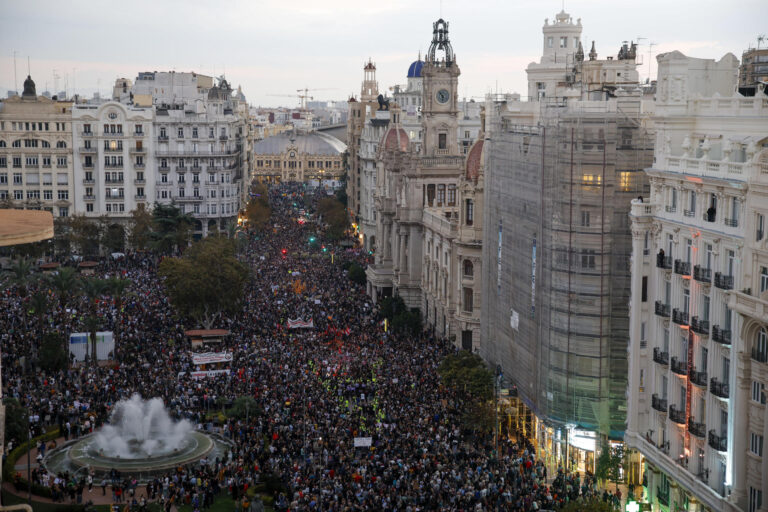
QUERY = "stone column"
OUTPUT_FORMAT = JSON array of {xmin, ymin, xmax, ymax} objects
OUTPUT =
[
  {"xmin": 730, "ymin": 369, "xmax": 749, "ymax": 504},
  {"xmin": 393, "ymin": 227, "xmax": 400, "ymax": 271},
  {"xmin": 399, "ymin": 233, "xmax": 406, "ymax": 276},
  {"xmin": 628, "ymin": 224, "xmax": 647, "ymax": 434},
  {"xmin": 762, "ymin": 400, "xmax": 768, "ymax": 512}
]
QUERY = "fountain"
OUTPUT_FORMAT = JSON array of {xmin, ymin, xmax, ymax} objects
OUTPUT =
[{"xmin": 44, "ymin": 394, "xmax": 231, "ymax": 482}]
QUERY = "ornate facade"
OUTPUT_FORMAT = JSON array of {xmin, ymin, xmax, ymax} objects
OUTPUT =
[
  {"xmin": 251, "ymin": 131, "xmax": 345, "ymax": 184},
  {"xmin": 366, "ymin": 19, "xmax": 484, "ymax": 349}
]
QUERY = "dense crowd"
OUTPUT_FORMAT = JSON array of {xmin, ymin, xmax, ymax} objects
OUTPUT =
[{"xmin": 1, "ymin": 184, "xmax": 622, "ymax": 511}]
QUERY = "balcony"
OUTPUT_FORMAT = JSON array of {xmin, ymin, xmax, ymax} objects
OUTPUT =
[
  {"xmin": 159, "ymin": 166, "xmax": 170, "ymax": 172},
  {"xmin": 104, "ymin": 195, "xmax": 125, "ymax": 200},
  {"xmin": 710, "ymin": 378, "xmax": 729, "ymax": 399},
  {"xmin": 104, "ymin": 146, "xmax": 123, "ymax": 153},
  {"xmin": 104, "ymin": 178, "xmax": 124, "ymax": 184},
  {"xmin": 653, "ymin": 347, "xmax": 670, "ymax": 366},
  {"xmin": 134, "ymin": 179, "xmax": 146, "ymax": 185},
  {"xmin": 134, "ymin": 131, "xmax": 144, "ymax": 137},
  {"xmin": 672, "ymin": 308, "xmax": 689, "ymax": 326},
  {"xmin": 134, "ymin": 163, "xmax": 145, "ymax": 169},
  {"xmin": 80, "ymin": 147, "xmax": 97, "ymax": 155},
  {"xmin": 674, "ymin": 259, "xmax": 691, "ymax": 275},
  {"xmin": 724, "ymin": 218, "xmax": 739, "ymax": 227},
  {"xmin": 191, "ymin": 165, "xmax": 202, "ymax": 172},
  {"xmin": 708, "ymin": 430, "xmax": 727, "ymax": 452},
  {"xmin": 668, "ymin": 405, "xmax": 686, "ymax": 424},
  {"xmin": 752, "ymin": 347, "xmax": 768, "ymax": 364},
  {"xmin": 83, "ymin": 163, "xmax": 94, "ymax": 169},
  {"xmin": 683, "ymin": 209, "xmax": 696, "ymax": 217},
  {"xmin": 688, "ymin": 419, "xmax": 706, "ymax": 438},
  {"xmin": 129, "ymin": 147, "xmax": 146, "ymax": 154},
  {"xmin": 219, "ymin": 135, "xmax": 228, "ymax": 141},
  {"xmin": 654, "ymin": 300, "xmax": 671, "ymax": 317},
  {"xmin": 83, "ymin": 194, "xmax": 95, "ymax": 200},
  {"xmin": 656, "ymin": 254, "xmax": 673, "ymax": 269},
  {"xmin": 82, "ymin": 179, "xmax": 95, "ymax": 185},
  {"xmin": 665, "ymin": 205, "xmax": 677, "ymax": 213},
  {"xmin": 693, "ymin": 265, "xmax": 712, "ymax": 283},
  {"xmin": 158, "ymin": 135, "xmax": 169, "ymax": 142},
  {"xmin": 690, "ymin": 369, "xmax": 707, "ymax": 387},
  {"xmin": 714, "ymin": 272, "xmax": 733, "ymax": 290},
  {"xmin": 135, "ymin": 194, "xmax": 146, "ymax": 201},
  {"xmin": 81, "ymin": 131, "xmax": 93, "ymax": 137},
  {"xmin": 690, "ymin": 316, "xmax": 710, "ymax": 335},
  {"xmin": 104, "ymin": 164, "xmax": 123, "ymax": 169},
  {"xmin": 651, "ymin": 394, "xmax": 668, "ymax": 413},
  {"xmin": 711, "ymin": 326, "xmax": 731, "ymax": 345},
  {"xmin": 671, "ymin": 357, "xmax": 688, "ymax": 376}
]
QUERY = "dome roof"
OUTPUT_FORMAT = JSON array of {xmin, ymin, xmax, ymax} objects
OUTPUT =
[
  {"xmin": 382, "ymin": 126, "xmax": 409, "ymax": 152},
  {"xmin": 253, "ymin": 131, "xmax": 346, "ymax": 156},
  {"xmin": 465, "ymin": 139, "xmax": 484, "ymax": 181},
  {"xmin": 407, "ymin": 60, "xmax": 424, "ymax": 78}
]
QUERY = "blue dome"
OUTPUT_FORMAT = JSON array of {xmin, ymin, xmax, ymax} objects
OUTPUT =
[{"xmin": 407, "ymin": 60, "xmax": 424, "ymax": 78}]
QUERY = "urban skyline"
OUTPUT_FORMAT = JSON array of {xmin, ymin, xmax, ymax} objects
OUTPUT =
[{"xmin": 1, "ymin": 0, "xmax": 766, "ymax": 106}]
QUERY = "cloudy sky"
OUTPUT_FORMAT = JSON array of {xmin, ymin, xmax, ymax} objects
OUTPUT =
[{"xmin": 1, "ymin": 0, "xmax": 765, "ymax": 107}]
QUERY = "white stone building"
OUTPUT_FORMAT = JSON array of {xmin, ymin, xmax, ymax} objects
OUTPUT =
[
  {"xmin": 625, "ymin": 51, "xmax": 768, "ymax": 512},
  {"xmin": 71, "ymin": 101, "xmax": 154, "ymax": 220},
  {"xmin": 0, "ymin": 75, "xmax": 74, "ymax": 218}
]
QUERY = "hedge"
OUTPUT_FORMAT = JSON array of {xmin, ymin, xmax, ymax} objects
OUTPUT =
[{"xmin": 3, "ymin": 427, "xmax": 60, "ymax": 498}]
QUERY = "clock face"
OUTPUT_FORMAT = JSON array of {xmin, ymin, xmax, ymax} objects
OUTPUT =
[{"xmin": 436, "ymin": 89, "xmax": 450, "ymax": 104}]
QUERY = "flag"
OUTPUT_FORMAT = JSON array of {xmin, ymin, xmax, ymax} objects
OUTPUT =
[{"xmin": 287, "ymin": 318, "xmax": 315, "ymax": 329}]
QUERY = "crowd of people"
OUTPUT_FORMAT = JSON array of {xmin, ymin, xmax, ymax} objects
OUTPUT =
[{"xmin": 1, "ymin": 183, "xmax": 624, "ymax": 511}]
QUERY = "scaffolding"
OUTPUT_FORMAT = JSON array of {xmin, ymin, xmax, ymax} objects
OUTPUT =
[{"xmin": 482, "ymin": 91, "xmax": 653, "ymax": 451}]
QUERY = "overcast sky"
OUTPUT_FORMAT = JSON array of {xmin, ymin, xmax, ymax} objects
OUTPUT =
[{"xmin": 1, "ymin": 0, "xmax": 766, "ymax": 107}]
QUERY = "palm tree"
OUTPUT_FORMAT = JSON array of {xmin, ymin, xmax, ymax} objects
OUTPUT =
[
  {"xmin": 29, "ymin": 290, "xmax": 50, "ymax": 343},
  {"xmin": 106, "ymin": 277, "xmax": 131, "ymax": 360},
  {"xmin": 3, "ymin": 258, "xmax": 34, "ymax": 298},
  {"xmin": 47, "ymin": 266, "xmax": 80, "ymax": 309},
  {"xmin": 81, "ymin": 278, "xmax": 107, "ymax": 365}
]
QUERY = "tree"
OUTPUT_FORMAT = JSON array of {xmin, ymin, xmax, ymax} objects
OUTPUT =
[
  {"xmin": 106, "ymin": 277, "xmax": 131, "ymax": 359},
  {"xmin": 227, "ymin": 396, "xmax": 261, "ymax": 420},
  {"xmin": 595, "ymin": 441, "xmax": 625, "ymax": 485},
  {"xmin": 28, "ymin": 290, "xmax": 49, "ymax": 342},
  {"xmin": 69, "ymin": 214, "xmax": 102, "ymax": 257},
  {"xmin": 347, "ymin": 263, "xmax": 366, "ymax": 285},
  {"xmin": 53, "ymin": 217, "xmax": 72, "ymax": 255},
  {"xmin": 39, "ymin": 332, "xmax": 68, "ymax": 372},
  {"xmin": 3, "ymin": 398, "xmax": 29, "ymax": 448},
  {"xmin": 2, "ymin": 258, "xmax": 34, "ymax": 298},
  {"xmin": 159, "ymin": 237, "xmax": 248, "ymax": 329},
  {"xmin": 102, "ymin": 223, "xmax": 126, "ymax": 253},
  {"xmin": 150, "ymin": 202, "xmax": 193, "ymax": 254},
  {"xmin": 438, "ymin": 351, "xmax": 494, "ymax": 401},
  {"xmin": 245, "ymin": 184, "xmax": 272, "ymax": 232},
  {"xmin": 558, "ymin": 498, "xmax": 615, "ymax": 512},
  {"xmin": 128, "ymin": 203, "xmax": 153, "ymax": 250},
  {"xmin": 317, "ymin": 197, "xmax": 349, "ymax": 241},
  {"xmin": 47, "ymin": 266, "xmax": 80, "ymax": 309}
]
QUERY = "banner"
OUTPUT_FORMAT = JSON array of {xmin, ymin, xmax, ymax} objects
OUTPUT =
[
  {"xmin": 69, "ymin": 332, "xmax": 114, "ymax": 362},
  {"xmin": 178, "ymin": 369, "xmax": 231, "ymax": 380},
  {"xmin": 288, "ymin": 318, "xmax": 315, "ymax": 329},
  {"xmin": 191, "ymin": 352, "xmax": 233, "ymax": 365},
  {"xmin": 353, "ymin": 437, "xmax": 372, "ymax": 447}
]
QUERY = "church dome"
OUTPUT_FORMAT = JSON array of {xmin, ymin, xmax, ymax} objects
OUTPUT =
[
  {"xmin": 465, "ymin": 139, "xmax": 484, "ymax": 181},
  {"xmin": 407, "ymin": 60, "xmax": 424, "ymax": 78},
  {"xmin": 382, "ymin": 126, "xmax": 409, "ymax": 152},
  {"xmin": 22, "ymin": 75, "xmax": 37, "ymax": 98}
]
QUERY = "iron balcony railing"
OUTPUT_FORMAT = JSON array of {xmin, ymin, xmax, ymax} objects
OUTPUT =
[
  {"xmin": 654, "ymin": 300, "xmax": 671, "ymax": 317},
  {"xmin": 674, "ymin": 259, "xmax": 691, "ymax": 275},
  {"xmin": 708, "ymin": 430, "xmax": 727, "ymax": 452},
  {"xmin": 668, "ymin": 405, "xmax": 686, "ymax": 424},
  {"xmin": 688, "ymin": 419, "xmax": 706, "ymax": 438},
  {"xmin": 693, "ymin": 265, "xmax": 711, "ymax": 283},
  {"xmin": 724, "ymin": 218, "xmax": 739, "ymax": 227},
  {"xmin": 690, "ymin": 369, "xmax": 707, "ymax": 387},
  {"xmin": 710, "ymin": 378, "xmax": 729, "ymax": 399},
  {"xmin": 712, "ymin": 326, "xmax": 731, "ymax": 345},
  {"xmin": 653, "ymin": 348, "xmax": 669, "ymax": 366},
  {"xmin": 671, "ymin": 357, "xmax": 688, "ymax": 376},
  {"xmin": 690, "ymin": 317, "xmax": 710, "ymax": 335},
  {"xmin": 657, "ymin": 255, "xmax": 673, "ymax": 269},
  {"xmin": 651, "ymin": 394, "xmax": 668, "ymax": 413},
  {"xmin": 672, "ymin": 308, "xmax": 689, "ymax": 326},
  {"xmin": 714, "ymin": 272, "xmax": 733, "ymax": 290}
]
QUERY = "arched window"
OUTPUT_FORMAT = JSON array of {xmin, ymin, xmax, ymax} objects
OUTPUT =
[
  {"xmin": 463, "ymin": 259, "xmax": 474, "ymax": 277},
  {"xmin": 754, "ymin": 328, "xmax": 768, "ymax": 363},
  {"xmin": 42, "ymin": 140, "xmax": 50, "ymax": 148},
  {"xmin": 0, "ymin": 140, "xmax": 5, "ymax": 147},
  {"xmin": 56, "ymin": 141, "xmax": 67, "ymax": 148}
]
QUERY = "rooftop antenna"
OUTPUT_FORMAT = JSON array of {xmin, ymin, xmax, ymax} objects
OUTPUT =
[
  {"xmin": 758, "ymin": 35, "xmax": 766, "ymax": 51},
  {"xmin": 648, "ymin": 41, "xmax": 657, "ymax": 82},
  {"xmin": 27, "ymin": 56, "xmax": 30, "ymax": 76},
  {"xmin": 53, "ymin": 69, "xmax": 60, "ymax": 96},
  {"xmin": 13, "ymin": 50, "xmax": 18, "ymax": 94}
]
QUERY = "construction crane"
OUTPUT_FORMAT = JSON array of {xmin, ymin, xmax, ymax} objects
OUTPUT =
[{"xmin": 267, "ymin": 87, "xmax": 337, "ymax": 110}]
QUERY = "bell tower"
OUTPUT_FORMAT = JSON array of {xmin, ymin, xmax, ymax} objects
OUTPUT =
[{"xmin": 421, "ymin": 19, "xmax": 460, "ymax": 157}]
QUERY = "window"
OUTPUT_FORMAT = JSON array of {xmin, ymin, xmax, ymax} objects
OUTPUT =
[
  {"xmin": 755, "ymin": 328, "xmax": 768, "ymax": 363},
  {"xmin": 581, "ymin": 211, "xmax": 590, "ymax": 227},
  {"xmin": 447, "ymin": 184, "xmax": 456, "ymax": 206},
  {"xmin": 135, "ymin": 124, "xmax": 143, "ymax": 134},
  {"xmin": 751, "ymin": 433, "xmax": 764, "ymax": 457},
  {"xmin": 581, "ymin": 250, "xmax": 596, "ymax": 269},
  {"xmin": 642, "ymin": 276, "xmax": 648, "ymax": 302},
  {"xmin": 14, "ymin": 190, "xmax": 22, "ymax": 200},
  {"xmin": 26, "ymin": 190, "xmax": 40, "ymax": 199},
  {"xmin": 463, "ymin": 260, "xmax": 474, "ymax": 277},
  {"xmin": 57, "ymin": 190, "xmax": 68, "ymax": 200},
  {"xmin": 547, "ymin": 37, "xmax": 553, "ymax": 48},
  {"xmin": 620, "ymin": 172, "xmax": 631, "ymax": 191},
  {"xmin": 0, "ymin": 157, "xmax": 5, "ymax": 168},
  {"xmin": 178, "ymin": 127, "xmax": 184, "ymax": 138},
  {"xmin": 438, "ymin": 133, "xmax": 447, "ymax": 150},
  {"xmin": 43, "ymin": 190, "xmax": 52, "ymax": 200},
  {"xmin": 57, "ymin": 156, "xmax": 67, "ymax": 167},
  {"xmin": 753, "ymin": 381, "xmax": 766, "ymax": 404},
  {"xmin": 463, "ymin": 287, "xmax": 474, "ymax": 312},
  {"xmin": 86, "ymin": 203, "xmax": 94, "ymax": 212},
  {"xmin": 437, "ymin": 184, "xmax": 445, "ymax": 206},
  {"xmin": 0, "ymin": 173, "xmax": 6, "ymax": 184},
  {"xmin": 13, "ymin": 173, "xmax": 22, "ymax": 184},
  {"xmin": 465, "ymin": 199, "xmax": 474, "ymax": 226},
  {"xmin": 192, "ymin": 127, "xmax": 198, "ymax": 138},
  {"xmin": 750, "ymin": 487, "xmax": 763, "ymax": 512},
  {"xmin": 559, "ymin": 36, "xmax": 568, "ymax": 48},
  {"xmin": 12, "ymin": 157, "xmax": 21, "ymax": 168},
  {"xmin": 58, "ymin": 207, "xmax": 68, "ymax": 217}
]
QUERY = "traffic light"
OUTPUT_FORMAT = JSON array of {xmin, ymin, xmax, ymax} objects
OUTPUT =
[
  {"xmin": 281, "ymin": 249, "xmax": 287, "ymax": 257},
  {"xmin": 322, "ymin": 245, "xmax": 327, "ymax": 252},
  {"xmin": 309, "ymin": 237, "xmax": 316, "ymax": 243}
]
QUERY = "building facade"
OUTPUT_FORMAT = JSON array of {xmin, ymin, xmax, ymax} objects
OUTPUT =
[
  {"xmin": 366, "ymin": 19, "xmax": 484, "ymax": 349},
  {"xmin": 0, "ymin": 75, "xmax": 74, "ymax": 218},
  {"xmin": 481, "ymin": 9, "xmax": 653, "ymax": 474},
  {"xmin": 251, "ymin": 131, "xmax": 345, "ymax": 185},
  {"xmin": 625, "ymin": 51, "xmax": 768, "ymax": 512}
]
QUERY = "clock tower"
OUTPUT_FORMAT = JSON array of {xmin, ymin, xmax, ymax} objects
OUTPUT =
[{"xmin": 421, "ymin": 19, "xmax": 461, "ymax": 157}]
